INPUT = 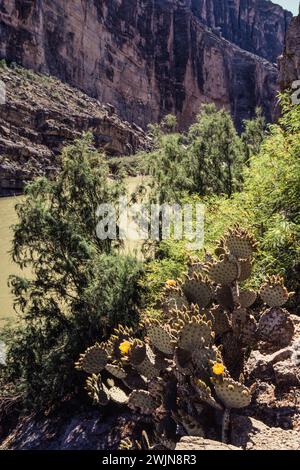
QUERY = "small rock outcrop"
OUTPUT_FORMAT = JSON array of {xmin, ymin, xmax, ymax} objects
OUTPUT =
[
  {"xmin": 279, "ymin": 14, "xmax": 300, "ymax": 90},
  {"xmin": 175, "ymin": 436, "xmax": 239, "ymax": 451},
  {"xmin": 0, "ymin": 65, "xmax": 147, "ymax": 195},
  {"xmin": 231, "ymin": 416, "xmax": 300, "ymax": 450}
]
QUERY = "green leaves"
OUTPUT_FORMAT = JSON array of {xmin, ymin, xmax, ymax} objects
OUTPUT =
[{"xmin": 4, "ymin": 134, "xmax": 143, "ymax": 408}]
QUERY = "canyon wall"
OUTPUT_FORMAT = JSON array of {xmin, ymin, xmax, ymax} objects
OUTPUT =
[
  {"xmin": 0, "ymin": 65, "xmax": 147, "ymax": 195},
  {"xmin": 0, "ymin": 0, "xmax": 285, "ymax": 130},
  {"xmin": 279, "ymin": 14, "xmax": 300, "ymax": 89},
  {"xmin": 191, "ymin": 0, "xmax": 292, "ymax": 63}
]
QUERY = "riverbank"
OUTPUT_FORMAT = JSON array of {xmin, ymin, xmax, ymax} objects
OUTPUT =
[
  {"xmin": 0, "ymin": 196, "xmax": 22, "ymax": 328},
  {"xmin": 0, "ymin": 175, "xmax": 148, "ymax": 328}
]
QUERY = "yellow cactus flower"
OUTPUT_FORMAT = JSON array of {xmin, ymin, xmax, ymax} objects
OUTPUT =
[
  {"xmin": 166, "ymin": 279, "xmax": 177, "ymax": 287},
  {"xmin": 119, "ymin": 340, "xmax": 132, "ymax": 355},
  {"xmin": 212, "ymin": 362, "xmax": 225, "ymax": 376}
]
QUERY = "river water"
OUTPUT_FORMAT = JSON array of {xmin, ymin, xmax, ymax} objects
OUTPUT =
[
  {"xmin": 0, "ymin": 176, "xmax": 147, "ymax": 329},
  {"xmin": 0, "ymin": 196, "xmax": 22, "ymax": 328}
]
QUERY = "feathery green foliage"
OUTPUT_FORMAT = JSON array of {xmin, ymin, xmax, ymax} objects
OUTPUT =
[
  {"xmin": 188, "ymin": 104, "xmax": 244, "ymax": 196},
  {"xmin": 141, "ymin": 96, "xmax": 300, "ymax": 308},
  {"xmin": 1, "ymin": 134, "xmax": 143, "ymax": 407}
]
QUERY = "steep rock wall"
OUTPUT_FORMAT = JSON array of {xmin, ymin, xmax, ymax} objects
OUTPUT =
[
  {"xmin": 0, "ymin": 0, "xmax": 279, "ymax": 130},
  {"xmin": 191, "ymin": 0, "xmax": 292, "ymax": 63},
  {"xmin": 279, "ymin": 14, "xmax": 300, "ymax": 89}
]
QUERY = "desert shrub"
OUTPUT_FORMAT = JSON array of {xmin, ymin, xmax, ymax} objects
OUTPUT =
[
  {"xmin": 241, "ymin": 94, "xmax": 300, "ymax": 300},
  {"xmin": 141, "ymin": 105, "xmax": 249, "ymax": 203},
  {"xmin": 1, "ymin": 134, "xmax": 144, "ymax": 408},
  {"xmin": 188, "ymin": 104, "xmax": 245, "ymax": 196},
  {"xmin": 140, "ymin": 132, "xmax": 193, "ymax": 203},
  {"xmin": 141, "ymin": 95, "xmax": 300, "ymax": 309},
  {"xmin": 241, "ymin": 107, "xmax": 267, "ymax": 162}
]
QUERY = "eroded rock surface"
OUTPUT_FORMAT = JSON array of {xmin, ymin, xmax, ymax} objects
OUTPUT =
[
  {"xmin": 175, "ymin": 436, "xmax": 239, "ymax": 451},
  {"xmin": 0, "ymin": 0, "xmax": 281, "ymax": 130},
  {"xmin": 192, "ymin": 0, "xmax": 292, "ymax": 63},
  {"xmin": 231, "ymin": 416, "xmax": 300, "ymax": 450},
  {"xmin": 0, "ymin": 65, "xmax": 147, "ymax": 195},
  {"xmin": 279, "ymin": 14, "xmax": 300, "ymax": 89}
]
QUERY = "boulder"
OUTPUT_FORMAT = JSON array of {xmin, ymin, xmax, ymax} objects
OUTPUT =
[
  {"xmin": 231, "ymin": 416, "xmax": 300, "ymax": 450},
  {"xmin": 175, "ymin": 436, "xmax": 239, "ymax": 451}
]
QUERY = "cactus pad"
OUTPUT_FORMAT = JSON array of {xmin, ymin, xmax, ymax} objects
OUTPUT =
[
  {"xmin": 238, "ymin": 289, "xmax": 257, "ymax": 308},
  {"xmin": 182, "ymin": 274, "xmax": 212, "ymax": 309},
  {"xmin": 86, "ymin": 374, "xmax": 109, "ymax": 405},
  {"xmin": 240, "ymin": 315, "xmax": 258, "ymax": 346},
  {"xmin": 258, "ymin": 307, "xmax": 294, "ymax": 346},
  {"xmin": 209, "ymin": 306, "xmax": 231, "ymax": 336},
  {"xmin": 174, "ymin": 347, "xmax": 192, "ymax": 374},
  {"xmin": 175, "ymin": 410, "xmax": 205, "ymax": 437},
  {"xmin": 178, "ymin": 319, "xmax": 213, "ymax": 351},
  {"xmin": 128, "ymin": 339, "xmax": 147, "ymax": 366},
  {"xmin": 193, "ymin": 378, "xmax": 223, "ymax": 410},
  {"xmin": 204, "ymin": 256, "xmax": 238, "ymax": 285},
  {"xmin": 192, "ymin": 346, "xmax": 218, "ymax": 370},
  {"xmin": 122, "ymin": 372, "xmax": 148, "ymax": 390},
  {"xmin": 76, "ymin": 344, "xmax": 108, "ymax": 374},
  {"xmin": 109, "ymin": 386, "xmax": 129, "ymax": 404},
  {"xmin": 216, "ymin": 285, "xmax": 234, "ymax": 310},
  {"xmin": 232, "ymin": 307, "xmax": 248, "ymax": 329},
  {"xmin": 260, "ymin": 275, "xmax": 289, "ymax": 307},
  {"xmin": 213, "ymin": 377, "xmax": 251, "ymax": 409},
  {"xmin": 162, "ymin": 285, "xmax": 189, "ymax": 314},
  {"xmin": 105, "ymin": 364, "xmax": 127, "ymax": 379},
  {"xmin": 146, "ymin": 322, "xmax": 174, "ymax": 355},
  {"xmin": 238, "ymin": 259, "xmax": 252, "ymax": 282},
  {"xmin": 107, "ymin": 325, "xmax": 133, "ymax": 359},
  {"xmin": 222, "ymin": 226, "xmax": 257, "ymax": 260},
  {"xmin": 136, "ymin": 356, "xmax": 159, "ymax": 380},
  {"xmin": 128, "ymin": 390, "xmax": 158, "ymax": 413},
  {"xmin": 187, "ymin": 256, "xmax": 204, "ymax": 276}
]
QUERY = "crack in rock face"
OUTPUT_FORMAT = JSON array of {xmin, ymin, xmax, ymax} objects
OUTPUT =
[{"xmin": 0, "ymin": 340, "xmax": 6, "ymax": 365}]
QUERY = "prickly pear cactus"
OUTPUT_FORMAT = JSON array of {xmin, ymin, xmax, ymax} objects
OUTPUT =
[
  {"xmin": 212, "ymin": 376, "xmax": 251, "ymax": 409},
  {"xmin": 204, "ymin": 256, "xmax": 239, "ymax": 285},
  {"xmin": 146, "ymin": 320, "xmax": 174, "ymax": 355},
  {"xmin": 77, "ymin": 225, "xmax": 294, "ymax": 449},
  {"xmin": 220, "ymin": 225, "xmax": 258, "ymax": 260},
  {"xmin": 259, "ymin": 275, "xmax": 290, "ymax": 308},
  {"xmin": 76, "ymin": 344, "xmax": 108, "ymax": 374},
  {"xmin": 181, "ymin": 273, "xmax": 212, "ymax": 309},
  {"xmin": 128, "ymin": 390, "xmax": 159, "ymax": 413},
  {"xmin": 257, "ymin": 306, "xmax": 294, "ymax": 346}
]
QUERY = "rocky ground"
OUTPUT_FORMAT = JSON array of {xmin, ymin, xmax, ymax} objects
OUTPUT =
[
  {"xmin": 1, "ymin": 315, "xmax": 299, "ymax": 451},
  {"xmin": 0, "ymin": 64, "xmax": 148, "ymax": 195}
]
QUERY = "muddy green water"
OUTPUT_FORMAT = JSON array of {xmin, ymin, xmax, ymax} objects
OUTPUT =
[
  {"xmin": 0, "ymin": 196, "xmax": 23, "ymax": 328},
  {"xmin": 0, "ymin": 176, "xmax": 148, "ymax": 329}
]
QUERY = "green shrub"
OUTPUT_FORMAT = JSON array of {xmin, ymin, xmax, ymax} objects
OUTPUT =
[
  {"xmin": 141, "ymin": 104, "xmax": 252, "ymax": 203},
  {"xmin": 188, "ymin": 104, "xmax": 244, "ymax": 196},
  {"xmin": 141, "ymin": 96, "xmax": 300, "ymax": 309},
  {"xmin": 1, "ymin": 134, "xmax": 144, "ymax": 408}
]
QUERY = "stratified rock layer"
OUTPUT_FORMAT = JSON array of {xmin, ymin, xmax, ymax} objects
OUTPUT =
[
  {"xmin": 0, "ymin": 0, "xmax": 281, "ymax": 130},
  {"xmin": 192, "ymin": 0, "xmax": 292, "ymax": 63},
  {"xmin": 0, "ymin": 65, "xmax": 147, "ymax": 195},
  {"xmin": 279, "ymin": 14, "xmax": 300, "ymax": 89}
]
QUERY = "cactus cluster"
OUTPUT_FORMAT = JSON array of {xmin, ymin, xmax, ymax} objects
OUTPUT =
[{"xmin": 76, "ymin": 225, "xmax": 294, "ymax": 448}]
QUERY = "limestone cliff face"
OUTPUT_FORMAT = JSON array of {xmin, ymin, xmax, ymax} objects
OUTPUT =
[
  {"xmin": 191, "ymin": 0, "xmax": 292, "ymax": 63},
  {"xmin": 279, "ymin": 14, "xmax": 300, "ymax": 90},
  {"xmin": 0, "ymin": 0, "xmax": 280, "ymax": 130},
  {"xmin": 0, "ymin": 65, "xmax": 147, "ymax": 195}
]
